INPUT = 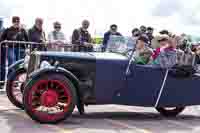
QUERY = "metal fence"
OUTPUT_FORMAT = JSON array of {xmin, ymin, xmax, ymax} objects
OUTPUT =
[{"xmin": 0, "ymin": 40, "xmax": 102, "ymax": 86}]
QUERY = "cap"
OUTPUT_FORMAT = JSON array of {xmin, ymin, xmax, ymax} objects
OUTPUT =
[
  {"xmin": 159, "ymin": 30, "xmax": 169, "ymax": 35},
  {"xmin": 110, "ymin": 24, "xmax": 118, "ymax": 29},
  {"xmin": 132, "ymin": 28, "xmax": 139, "ymax": 33},
  {"xmin": 157, "ymin": 34, "xmax": 169, "ymax": 42}
]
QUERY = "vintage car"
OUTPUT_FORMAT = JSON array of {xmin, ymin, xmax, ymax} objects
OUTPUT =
[{"xmin": 5, "ymin": 39, "xmax": 199, "ymax": 124}]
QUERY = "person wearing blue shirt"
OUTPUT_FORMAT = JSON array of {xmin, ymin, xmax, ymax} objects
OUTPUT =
[{"xmin": 102, "ymin": 24, "xmax": 122, "ymax": 51}]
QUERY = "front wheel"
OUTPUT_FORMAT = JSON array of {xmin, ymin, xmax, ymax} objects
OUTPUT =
[
  {"xmin": 6, "ymin": 68, "xmax": 27, "ymax": 109},
  {"xmin": 23, "ymin": 73, "xmax": 77, "ymax": 124},
  {"xmin": 156, "ymin": 107, "xmax": 185, "ymax": 117}
]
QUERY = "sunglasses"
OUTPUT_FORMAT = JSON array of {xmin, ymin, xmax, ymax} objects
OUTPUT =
[
  {"xmin": 54, "ymin": 26, "xmax": 61, "ymax": 29},
  {"xmin": 13, "ymin": 20, "xmax": 20, "ymax": 23}
]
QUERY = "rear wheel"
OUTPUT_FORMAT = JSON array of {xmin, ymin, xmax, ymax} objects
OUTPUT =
[
  {"xmin": 23, "ymin": 73, "xmax": 77, "ymax": 124},
  {"xmin": 156, "ymin": 107, "xmax": 185, "ymax": 117},
  {"xmin": 6, "ymin": 68, "xmax": 27, "ymax": 109}
]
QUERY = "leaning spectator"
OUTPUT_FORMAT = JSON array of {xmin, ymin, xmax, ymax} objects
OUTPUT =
[
  {"xmin": 72, "ymin": 20, "xmax": 93, "ymax": 52},
  {"xmin": 28, "ymin": 18, "xmax": 46, "ymax": 51},
  {"xmin": 102, "ymin": 24, "xmax": 122, "ymax": 51},
  {"xmin": 127, "ymin": 28, "xmax": 140, "ymax": 50},
  {"xmin": 48, "ymin": 21, "xmax": 66, "ymax": 51},
  {"xmin": 0, "ymin": 16, "xmax": 28, "ymax": 88},
  {"xmin": 133, "ymin": 35, "xmax": 153, "ymax": 65}
]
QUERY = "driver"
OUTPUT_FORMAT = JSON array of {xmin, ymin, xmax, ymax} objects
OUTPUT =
[{"xmin": 133, "ymin": 35, "xmax": 153, "ymax": 65}]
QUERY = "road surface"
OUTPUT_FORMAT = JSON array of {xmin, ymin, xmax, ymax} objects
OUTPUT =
[{"xmin": 0, "ymin": 92, "xmax": 200, "ymax": 133}]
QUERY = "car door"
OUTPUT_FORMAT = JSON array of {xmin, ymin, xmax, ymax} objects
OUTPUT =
[
  {"xmin": 94, "ymin": 58, "xmax": 128, "ymax": 104},
  {"xmin": 119, "ymin": 63, "xmax": 168, "ymax": 107}
]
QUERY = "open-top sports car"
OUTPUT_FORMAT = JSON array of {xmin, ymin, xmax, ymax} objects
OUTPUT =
[{"xmin": 6, "ymin": 41, "xmax": 200, "ymax": 124}]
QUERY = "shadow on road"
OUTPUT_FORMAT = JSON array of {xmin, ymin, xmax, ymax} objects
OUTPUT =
[{"xmin": 1, "ymin": 110, "xmax": 200, "ymax": 132}]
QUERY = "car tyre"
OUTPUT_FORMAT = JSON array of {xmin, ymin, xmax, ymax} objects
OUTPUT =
[
  {"xmin": 23, "ymin": 73, "xmax": 77, "ymax": 124},
  {"xmin": 156, "ymin": 107, "xmax": 185, "ymax": 117},
  {"xmin": 6, "ymin": 68, "xmax": 26, "ymax": 110}
]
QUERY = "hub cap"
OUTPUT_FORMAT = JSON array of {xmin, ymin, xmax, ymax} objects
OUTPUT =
[{"xmin": 41, "ymin": 90, "xmax": 58, "ymax": 107}]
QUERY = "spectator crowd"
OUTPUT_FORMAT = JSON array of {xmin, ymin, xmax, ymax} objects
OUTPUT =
[{"xmin": 0, "ymin": 16, "xmax": 200, "ymax": 88}]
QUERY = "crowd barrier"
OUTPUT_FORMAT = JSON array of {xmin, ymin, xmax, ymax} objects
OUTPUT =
[{"xmin": 0, "ymin": 40, "xmax": 101, "ymax": 84}]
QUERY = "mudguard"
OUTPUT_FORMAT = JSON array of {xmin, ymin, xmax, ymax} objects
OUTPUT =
[
  {"xmin": 27, "ymin": 67, "xmax": 84, "ymax": 114},
  {"xmin": 8, "ymin": 59, "xmax": 25, "ymax": 76}
]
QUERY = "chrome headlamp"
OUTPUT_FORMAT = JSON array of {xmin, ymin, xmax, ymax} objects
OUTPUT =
[{"xmin": 40, "ymin": 60, "xmax": 53, "ymax": 69}]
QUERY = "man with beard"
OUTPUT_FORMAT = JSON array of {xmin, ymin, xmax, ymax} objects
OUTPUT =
[
  {"xmin": 72, "ymin": 20, "xmax": 93, "ymax": 52},
  {"xmin": 28, "ymin": 18, "xmax": 46, "ymax": 51}
]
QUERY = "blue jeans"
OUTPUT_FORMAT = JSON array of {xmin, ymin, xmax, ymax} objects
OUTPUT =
[{"xmin": 0, "ymin": 46, "xmax": 25, "ymax": 81}]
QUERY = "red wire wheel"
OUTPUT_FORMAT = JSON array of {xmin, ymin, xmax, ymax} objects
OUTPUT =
[
  {"xmin": 6, "ymin": 68, "xmax": 27, "ymax": 109},
  {"xmin": 23, "ymin": 73, "xmax": 77, "ymax": 124}
]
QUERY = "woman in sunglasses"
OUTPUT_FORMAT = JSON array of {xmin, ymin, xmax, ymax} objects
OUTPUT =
[{"xmin": 48, "ymin": 21, "xmax": 66, "ymax": 51}]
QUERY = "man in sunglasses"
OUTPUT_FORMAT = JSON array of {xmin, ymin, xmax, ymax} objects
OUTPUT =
[
  {"xmin": 102, "ymin": 24, "xmax": 122, "ymax": 51},
  {"xmin": 72, "ymin": 20, "xmax": 93, "ymax": 52},
  {"xmin": 0, "ymin": 16, "xmax": 28, "ymax": 88},
  {"xmin": 48, "ymin": 21, "xmax": 66, "ymax": 51},
  {"xmin": 28, "ymin": 18, "xmax": 46, "ymax": 51}
]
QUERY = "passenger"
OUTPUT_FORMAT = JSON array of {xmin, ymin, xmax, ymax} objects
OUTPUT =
[
  {"xmin": 127, "ymin": 28, "xmax": 140, "ymax": 50},
  {"xmin": 152, "ymin": 38, "xmax": 177, "ymax": 68},
  {"xmin": 195, "ymin": 46, "xmax": 200, "ymax": 64},
  {"xmin": 102, "ymin": 24, "xmax": 122, "ymax": 51},
  {"xmin": 72, "ymin": 20, "xmax": 93, "ymax": 52},
  {"xmin": 48, "ymin": 21, "xmax": 66, "ymax": 51},
  {"xmin": 152, "ymin": 34, "xmax": 169, "ymax": 60},
  {"xmin": 146, "ymin": 27, "xmax": 154, "ymax": 45},
  {"xmin": 140, "ymin": 25, "xmax": 147, "ymax": 35},
  {"xmin": 28, "ymin": 18, "xmax": 46, "ymax": 51},
  {"xmin": 133, "ymin": 35, "xmax": 153, "ymax": 65}
]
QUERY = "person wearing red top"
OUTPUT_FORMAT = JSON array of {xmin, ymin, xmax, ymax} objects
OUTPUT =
[{"xmin": 152, "ymin": 35, "xmax": 169, "ymax": 60}]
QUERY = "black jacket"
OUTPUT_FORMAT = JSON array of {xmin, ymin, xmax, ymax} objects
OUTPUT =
[
  {"xmin": 72, "ymin": 28, "xmax": 91, "ymax": 45},
  {"xmin": 0, "ymin": 26, "xmax": 28, "ymax": 42},
  {"xmin": 28, "ymin": 26, "xmax": 46, "ymax": 43},
  {"xmin": 28, "ymin": 26, "xmax": 46, "ymax": 51},
  {"xmin": 0, "ymin": 26, "xmax": 28, "ymax": 48}
]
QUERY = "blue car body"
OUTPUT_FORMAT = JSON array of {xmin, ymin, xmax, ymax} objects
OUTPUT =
[{"xmin": 26, "ymin": 51, "xmax": 200, "ymax": 108}]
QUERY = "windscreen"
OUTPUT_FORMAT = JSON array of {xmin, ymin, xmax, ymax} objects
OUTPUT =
[{"xmin": 106, "ymin": 35, "xmax": 133, "ymax": 54}]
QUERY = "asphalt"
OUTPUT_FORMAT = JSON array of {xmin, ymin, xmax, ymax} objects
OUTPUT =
[{"xmin": 0, "ymin": 93, "xmax": 200, "ymax": 133}]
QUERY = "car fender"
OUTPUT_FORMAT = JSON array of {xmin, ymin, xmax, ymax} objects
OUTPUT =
[
  {"xmin": 8, "ymin": 59, "xmax": 25, "ymax": 76},
  {"xmin": 28, "ymin": 67, "xmax": 82, "ymax": 106}
]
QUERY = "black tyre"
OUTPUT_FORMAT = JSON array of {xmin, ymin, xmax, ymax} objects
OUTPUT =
[
  {"xmin": 23, "ymin": 73, "xmax": 77, "ymax": 124},
  {"xmin": 6, "ymin": 68, "xmax": 27, "ymax": 109},
  {"xmin": 156, "ymin": 107, "xmax": 185, "ymax": 117}
]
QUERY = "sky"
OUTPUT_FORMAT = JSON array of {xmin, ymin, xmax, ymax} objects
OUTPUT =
[{"xmin": 0, "ymin": 0, "xmax": 200, "ymax": 38}]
